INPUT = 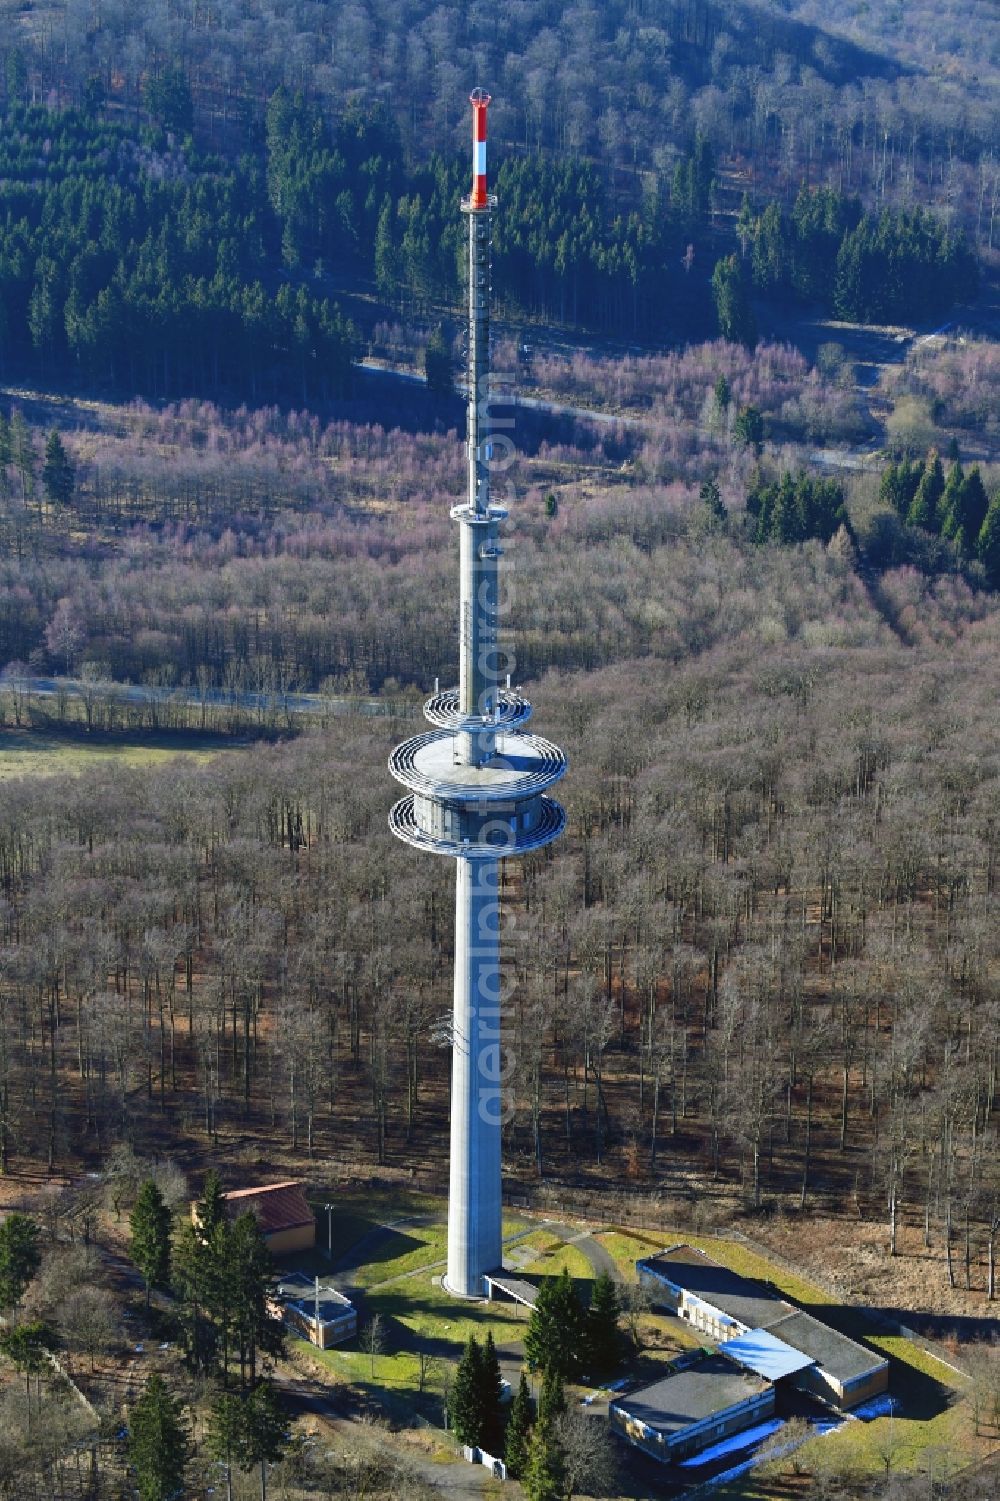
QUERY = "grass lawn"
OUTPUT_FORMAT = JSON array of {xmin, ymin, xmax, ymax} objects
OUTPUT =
[
  {"xmin": 304, "ymin": 1189, "xmax": 528, "ymax": 1285},
  {"xmin": 594, "ymin": 1228, "xmax": 668, "ymax": 1280},
  {"xmin": 0, "ymin": 726, "xmax": 233, "ymax": 779},
  {"xmin": 298, "ymin": 1269, "xmax": 533, "ymax": 1426},
  {"xmin": 525, "ymin": 1241, "xmax": 594, "ymax": 1282}
]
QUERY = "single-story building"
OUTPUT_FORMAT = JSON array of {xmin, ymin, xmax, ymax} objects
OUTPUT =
[
  {"xmin": 220, "ymin": 1181, "xmax": 316, "ymax": 1255},
  {"xmin": 272, "ymin": 1271, "xmax": 357, "ymax": 1349},
  {"xmin": 609, "ymin": 1352, "xmax": 774, "ymax": 1463},
  {"xmin": 761, "ymin": 1307, "xmax": 889, "ymax": 1409},
  {"xmin": 637, "ymin": 1245, "xmax": 888, "ymax": 1410}
]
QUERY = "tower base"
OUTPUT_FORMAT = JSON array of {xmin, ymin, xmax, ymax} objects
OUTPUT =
[{"xmin": 445, "ymin": 856, "xmax": 503, "ymax": 1299}]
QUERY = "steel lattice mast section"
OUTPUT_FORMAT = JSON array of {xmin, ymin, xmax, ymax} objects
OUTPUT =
[{"xmin": 389, "ymin": 90, "xmax": 566, "ymax": 1298}]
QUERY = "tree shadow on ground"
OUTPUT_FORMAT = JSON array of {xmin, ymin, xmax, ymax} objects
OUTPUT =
[{"xmin": 872, "ymin": 1308, "xmax": 1000, "ymax": 1346}]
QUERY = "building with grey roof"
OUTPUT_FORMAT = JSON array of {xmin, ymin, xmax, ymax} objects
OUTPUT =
[
  {"xmin": 271, "ymin": 1272, "xmax": 357, "ymax": 1350},
  {"xmin": 609, "ymin": 1352, "xmax": 775, "ymax": 1463},
  {"xmin": 763, "ymin": 1308, "xmax": 889, "ymax": 1407},
  {"xmin": 637, "ymin": 1245, "xmax": 887, "ymax": 1410}
]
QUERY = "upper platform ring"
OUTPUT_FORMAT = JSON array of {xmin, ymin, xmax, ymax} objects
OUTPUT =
[
  {"xmin": 389, "ymin": 729, "xmax": 566, "ymax": 804},
  {"xmin": 449, "ymin": 502, "xmax": 508, "ymax": 524},
  {"xmin": 424, "ymin": 687, "xmax": 532, "ymax": 732}
]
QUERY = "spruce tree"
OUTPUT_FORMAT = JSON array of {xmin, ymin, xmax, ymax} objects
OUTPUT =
[
  {"xmin": 374, "ymin": 195, "xmax": 398, "ymax": 299},
  {"xmin": 732, "ymin": 404, "xmax": 764, "ymax": 454},
  {"xmin": 907, "ymin": 450, "xmax": 944, "ymax": 532},
  {"xmin": 423, "ymin": 325, "xmax": 453, "ymax": 396},
  {"xmin": 42, "ymin": 430, "xmax": 74, "ymax": 505},
  {"xmin": 700, "ymin": 479, "xmax": 726, "ymax": 525},
  {"xmin": 130, "ymin": 1180, "xmax": 172, "ymax": 1309},
  {"xmin": 977, "ymin": 494, "xmax": 1000, "ymax": 589},
  {"xmin": 878, "ymin": 461, "xmax": 904, "ymax": 515},
  {"xmin": 939, "ymin": 460, "xmax": 965, "ymax": 539},
  {"xmin": 585, "ymin": 1272, "xmax": 622, "ymax": 1376},
  {"xmin": 711, "ymin": 254, "xmax": 757, "ymax": 348},
  {"xmin": 173, "ymin": 1218, "xmax": 221, "ymax": 1374},
  {"xmin": 537, "ymin": 1366, "xmax": 566, "ymax": 1429},
  {"xmin": 229, "ymin": 1211, "xmax": 282, "ymax": 1387},
  {"xmin": 196, "ymin": 1169, "xmax": 227, "ymax": 1240},
  {"xmin": 504, "ymin": 1371, "xmax": 533, "ymax": 1479},
  {"xmin": 523, "ymin": 1410, "xmax": 565, "ymax": 1501},
  {"xmin": 949, "ymin": 467, "xmax": 990, "ymax": 555},
  {"xmin": 898, "ymin": 457, "xmax": 921, "ymax": 513},
  {"xmin": 525, "ymin": 1267, "xmax": 584, "ymax": 1381},
  {"xmin": 449, "ymin": 1335, "xmax": 484, "ymax": 1446},
  {"xmin": 128, "ymin": 1373, "xmax": 190, "ymax": 1501},
  {"xmin": 480, "ymin": 1329, "xmax": 505, "ymax": 1453}
]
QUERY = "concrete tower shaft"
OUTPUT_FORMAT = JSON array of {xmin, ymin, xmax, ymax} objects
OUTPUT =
[{"xmin": 388, "ymin": 89, "xmax": 566, "ymax": 1300}]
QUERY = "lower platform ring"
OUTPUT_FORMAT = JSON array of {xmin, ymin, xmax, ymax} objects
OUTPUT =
[{"xmin": 389, "ymin": 795, "xmax": 565, "ymax": 857}]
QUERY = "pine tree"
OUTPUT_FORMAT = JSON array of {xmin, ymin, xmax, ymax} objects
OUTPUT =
[
  {"xmin": 42, "ymin": 430, "xmax": 74, "ymax": 505},
  {"xmin": 128, "ymin": 1373, "xmax": 190, "ymax": 1501},
  {"xmin": 585, "ymin": 1272, "xmax": 621, "ymax": 1376},
  {"xmin": 504, "ymin": 1371, "xmax": 533, "ymax": 1479},
  {"xmin": 130, "ymin": 1180, "xmax": 171, "ymax": 1309},
  {"xmin": 240, "ymin": 1381, "xmax": 289, "ymax": 1501},
  {"xmin": 449, "ymin": 1335, "xmax": 484, "ymax": 1446},
  {"xmin": 0, "ymin": 1213, "xmax": 40, "ymax": 1311},
  {"xmin": 0, "ymin": 1320, "xmax": 56, "ymax": 1407},
  {"xmin": 525, "ymin": 1267, "xmax": 584, "ymax": 1381},
  {"xmin": 206, "ymin": 1391, "xmax": 244, "ymax": 1501},
  {"xmin": 10, "ymin": 410, "xmax": 34, "ymax": 499}
]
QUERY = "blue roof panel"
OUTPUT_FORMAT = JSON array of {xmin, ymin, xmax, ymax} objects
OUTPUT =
[{"xmin": 719, "ymin": 1328, "xmax": 816, "ymax": 1382}]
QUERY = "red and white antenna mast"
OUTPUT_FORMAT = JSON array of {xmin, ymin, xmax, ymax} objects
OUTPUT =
[{"xmin": 470, "ymin": 87, "xmax": 490, "ymax": 209}]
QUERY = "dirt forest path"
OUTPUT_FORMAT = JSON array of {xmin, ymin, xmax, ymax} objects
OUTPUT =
[{"xmin": 273, "ymin": 1371, "xmax": 495, "ymax": 1497}]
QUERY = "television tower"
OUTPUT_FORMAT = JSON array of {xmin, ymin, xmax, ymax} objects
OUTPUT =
[{"xmin": 389, "ymin": 90, "xmax": 566, "ymax": 1298}]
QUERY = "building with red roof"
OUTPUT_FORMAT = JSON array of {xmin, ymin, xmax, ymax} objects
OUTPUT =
[{"xmin": 219, "ymin": 1181, "xmax": 316, "ymax": 1255}]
